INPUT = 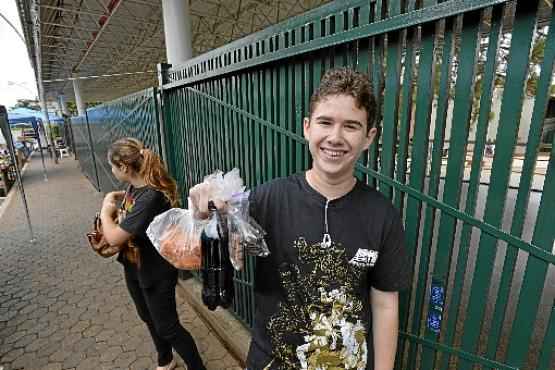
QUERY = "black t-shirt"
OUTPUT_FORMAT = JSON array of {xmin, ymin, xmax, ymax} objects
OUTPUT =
[
  {"xmin": 246, "ymin": 173, "xmax": 411, "ymax": 370},
  {"xmin": 118, "ymin": 185, "xmax": 177, "ymax": 287}
]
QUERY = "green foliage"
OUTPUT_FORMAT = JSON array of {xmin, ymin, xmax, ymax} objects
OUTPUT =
[
  {"xmin": 10, "ymin": 99, "xmax": 41, "ymax": 111},
  {"xmin": 65, "ymin": 101, "xmax": 102, "ymax": 116}
]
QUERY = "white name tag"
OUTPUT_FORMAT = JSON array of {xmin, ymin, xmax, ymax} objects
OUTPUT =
[{"xmin": 349, "ymin": 248, "xmax": 379, "ymax": 268}]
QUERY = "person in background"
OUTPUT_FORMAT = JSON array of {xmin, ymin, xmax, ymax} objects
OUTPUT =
[{"xmin": 100, "ymin": 137, "xmax": 206, "ymax": 370}]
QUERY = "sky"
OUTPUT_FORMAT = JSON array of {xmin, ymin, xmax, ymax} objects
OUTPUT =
[{"xmin": 0, "ymin": 0, "xmax": 38, "ymax": 109}]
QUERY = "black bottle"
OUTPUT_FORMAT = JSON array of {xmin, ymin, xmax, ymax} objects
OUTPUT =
[{"xmin": 201, "ymin": 201, "xmax": 234, "ymax": 311}]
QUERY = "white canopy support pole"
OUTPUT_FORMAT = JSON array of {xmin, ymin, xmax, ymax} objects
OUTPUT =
[
  {"xmin": 0, "ymin": 106, "xmax": 36, "ymax": 243},
  {"xmin": 34, "ymin": 120, "xmax": 48, "ymax": 181},
  {"xmin": 40, "ymin": 99, "xmax": 58, "ymax": 164},
  {"xmin": 72, "ymin": 76, "xmax": 86, "ymax": 117},
  {"xmin": 59, "ymin": 94, "xmax": 70, "ymax": 116},
  {"xmin": 161, "ymin": 0, "xmax": 193, "ymax": 64},
  {"xmin": 31, "ymin": 0, "xmax": 57, "ymax": 165},
  {"xmin": 57, "ymin": 95, "xmax": 66, "ymax": 117}
]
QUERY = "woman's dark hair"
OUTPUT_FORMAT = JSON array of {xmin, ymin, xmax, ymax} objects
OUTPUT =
[
  {"xmin": 309, "ymin": 68, "xmax": 377, "ymax": 131},
  {"xmin": 108, "ymin": 137, "xmax": 179, "ymax": 207}
]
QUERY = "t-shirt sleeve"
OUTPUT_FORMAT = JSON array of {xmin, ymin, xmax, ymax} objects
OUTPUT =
[
  {"xmin": 119, "ymin": 190, "xmax": 163, "ymax": 236},
  {"xmin": 369, "ymin": 206, "xmax": 412, "ymax": 292},
  {"xmin": 249, "ymin": 187, "xmax": 259, "ymax": 221},
  {"xmin": 249, "ymin": 185, "xmax": 267, "ymax": 228}
]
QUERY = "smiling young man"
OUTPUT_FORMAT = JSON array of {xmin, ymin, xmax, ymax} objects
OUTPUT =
[{"xmin": 190, "ymin": 68, "xmax": 411, "ymax": 370}]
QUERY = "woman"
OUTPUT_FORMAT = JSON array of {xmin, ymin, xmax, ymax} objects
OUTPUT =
[{"xmin": 100, "ymin": 137, "xmax": 206, "ymax": 370}]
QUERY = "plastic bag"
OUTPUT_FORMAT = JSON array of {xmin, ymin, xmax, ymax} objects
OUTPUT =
[
  {"xmin": 226, "ymin": 192, "xmax": 269, "ymax": 270},
  {"xmin": 192, "ymin": 169, "xmax": 270, "ymax": 271},
  {"xmin": 202, "ymin": 168, "xmax": 246, "ymax": 204},
  {"xmin": 147, "ymin": 208, "xmax": 203, "ymax": 270}
]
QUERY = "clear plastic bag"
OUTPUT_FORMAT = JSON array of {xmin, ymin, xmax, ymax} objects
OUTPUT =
[
  {"xmin": 227, "ymin": 192, "xmax": 270, "ymax": 270},
  {"xmin": 147, "ymin": 208, "xmax": 204, "ymax": 270},
  {"xmin": 193, "ymin": 169, "xmax": 270, "ymax": 271}
]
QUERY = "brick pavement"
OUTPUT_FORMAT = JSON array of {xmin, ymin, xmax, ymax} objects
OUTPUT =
[{"xmin": 0, "ymin": 155, "xmax": 242, "ymax": 370}]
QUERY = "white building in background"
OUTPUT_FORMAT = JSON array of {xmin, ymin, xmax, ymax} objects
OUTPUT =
[{"xmin": 428, "ymin": 87, "xmax": 555, "ymax": 156}]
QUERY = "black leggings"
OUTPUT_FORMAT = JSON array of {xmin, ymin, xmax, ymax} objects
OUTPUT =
[{"xmin": 125, "ymin": 272, "xmax": 206, "ymax": 369}]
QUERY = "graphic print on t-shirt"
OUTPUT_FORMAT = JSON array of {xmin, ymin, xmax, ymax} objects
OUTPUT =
[
  {"xmin": 123, "ymin": 191, "xmax": 135, "ymax": 214},
  {"xmin": 267, "ymin": 237, "xmax": 369, "ymax": 370}
]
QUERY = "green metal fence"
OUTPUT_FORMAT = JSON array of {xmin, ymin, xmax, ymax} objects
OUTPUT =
[
  {"xmin": 72, "ymin": 88, "xmax": 162, "ymax": 193},
  {"xmin": 86, "ymin": 88, "xmax": 162, "ymax": 193},
  {"xmin": 159, "ymin": 0, "xmax": 555, "ymax": 369},
  {"xmin": 72, "ymin": 114, "xmax": 100, "ymax": 191}
]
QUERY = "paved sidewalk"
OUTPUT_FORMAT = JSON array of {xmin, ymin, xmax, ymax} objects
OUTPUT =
[{"xmin": 0, "ymin": 155, "xmax": 241, "ymax": 370}]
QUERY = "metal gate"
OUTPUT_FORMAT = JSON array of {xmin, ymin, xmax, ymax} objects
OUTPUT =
[{"xmin": 159, "ymin": 1, "xmax": 554, "ymax": 368}]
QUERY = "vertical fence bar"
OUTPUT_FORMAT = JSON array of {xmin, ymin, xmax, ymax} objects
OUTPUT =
[
  {"xmin": 380, "ymin": 13, "xmax": 402, "ymax": 200},
  {"xmin": 394, "ymin": 1, "xmax": 418, "ymax": 213},
  {"xmin": 265, "ymin": 65, "xmax": 274, "ymax": 183},
  {"xmin": 279, "ymin": 53, "xmax": 288, "ymax": 177},
  {"xmin": 414, "ymin": 14, "xmax": 454, "ymax": 370},
  {"xmin": 404, "ymin": 16, "xmax": 438, "ymax": 370},
  {"xmin": 368, "ymin": 0, "xmax": 385, "ymax": 189},
  {"xmin": 303, "ymin": 25, "xmax": 312, "ymax": 170},
  {"xmin": 254, "ymin": 70, "xmax": 263, "ymax": 185},
  {"xmin": 395, "ymin": 15, "xmax": 418, "ymax": 370},
  {"xmin": 295, "ymin": 57, "xmax": 304, "ymax": 173}
]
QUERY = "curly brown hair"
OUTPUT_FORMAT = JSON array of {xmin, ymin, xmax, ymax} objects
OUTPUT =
[
  {"xmin": 108, "ymin": 138, "xmax": 179, "ymax": 207},
  {"xmin": 309, "ymin": 68, "xmax": 377, "ymax": 131}
]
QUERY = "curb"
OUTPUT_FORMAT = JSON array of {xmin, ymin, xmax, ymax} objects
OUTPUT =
[{"xmin": 176, "ymin": 276, "xmax": 251, "ymax": 367}]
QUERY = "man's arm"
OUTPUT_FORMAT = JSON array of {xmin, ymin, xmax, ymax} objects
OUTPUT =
[{"xmin": 371, "ymin": 287, "xmax": 399, "ymax": 370}]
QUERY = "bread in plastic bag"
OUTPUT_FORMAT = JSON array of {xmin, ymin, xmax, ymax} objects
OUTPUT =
[{"xmin": 147, "ymin": 208, "xmax": 203, "ymax": 270}]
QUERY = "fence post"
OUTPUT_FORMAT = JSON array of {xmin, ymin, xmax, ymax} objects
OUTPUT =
[
  {"xmin": 157, "ymin": 63, "xmax": 172, "ymax": 166},
  {"xmin": 84, "ymin": 110, "xmax": 101, "ymax": 192}
]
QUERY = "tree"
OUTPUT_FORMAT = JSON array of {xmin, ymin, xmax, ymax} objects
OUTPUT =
[
  {"xmin": 10, "ymin": 99, "xmax": 41, "ymax": 111},
  {"xmin": 65, "ymin": 101, "xmax": 102, "ymax": 116}
]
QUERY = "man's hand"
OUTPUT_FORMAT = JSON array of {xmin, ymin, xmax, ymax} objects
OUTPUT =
[{"xmin": 189, "ymin": 182, "xmax": 226, "ymax": 219}]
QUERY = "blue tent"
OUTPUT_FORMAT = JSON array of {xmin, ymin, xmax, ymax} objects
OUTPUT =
[
  {"xmin": 4, "ymin": 106, "xmax": 65, "ymax": 154},
  {"xmin": 7, "ymin": 107, "xmax": 64, "ymax": 127},
  {"xmin": 6, "ymin": 108, "xmax": 63, "ymax": 150},
  {"xmin": 6, "ymin": 110, "xmax": 41, "ymax": 132},
  {"xmin": 2, "ymin": 108, "xmax": 50, "ymax": 175}
]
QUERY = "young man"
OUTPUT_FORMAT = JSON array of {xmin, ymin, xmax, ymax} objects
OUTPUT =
[{"xmin": 190, "ymin": 68, "xmax": 411, "ymax": 370}]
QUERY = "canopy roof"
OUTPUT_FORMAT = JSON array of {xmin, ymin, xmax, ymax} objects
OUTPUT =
[
  {"xmin": 8, "ymin": 108, "xmax": 63, "ymax": 125},
  {"xmin": 16, "ymin": 0, "xmax": 331, "ymax": 103}
]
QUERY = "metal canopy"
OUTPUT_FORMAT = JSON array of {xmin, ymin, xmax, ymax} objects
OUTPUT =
[{"xmin": 16, "ymin": 0, "xmax": 332, "ymax": 103}]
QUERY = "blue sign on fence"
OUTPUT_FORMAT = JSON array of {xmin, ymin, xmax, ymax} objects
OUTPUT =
[{"xmin": 427, "ymin": 279, "xmax": 445, "ymax": 333}]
